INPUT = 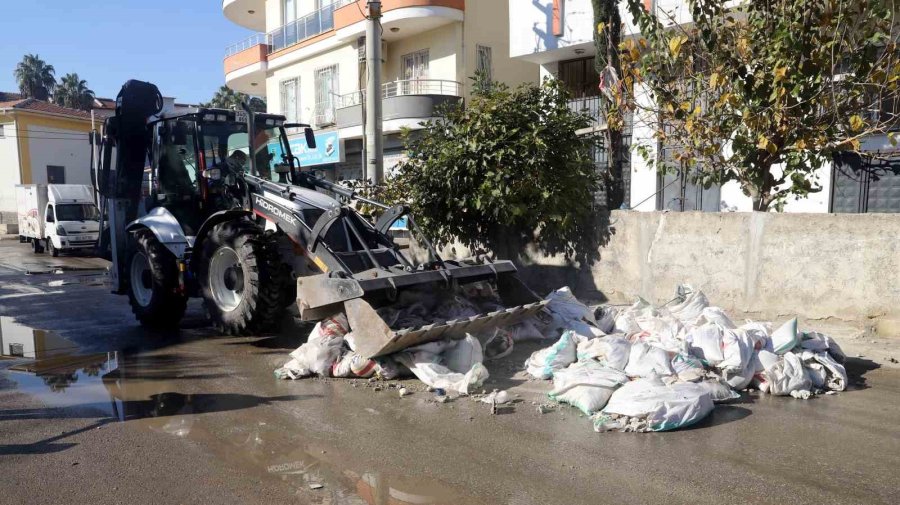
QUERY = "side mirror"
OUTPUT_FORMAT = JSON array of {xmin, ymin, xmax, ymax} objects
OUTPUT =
[{"xmin": 304, "ymin": 127, "xmax": 316, "ymax": 149}]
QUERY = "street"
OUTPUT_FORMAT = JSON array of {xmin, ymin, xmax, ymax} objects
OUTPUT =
[{"xmin": 1, "ymin": 238, "xmax": 899, "ymax": 505}]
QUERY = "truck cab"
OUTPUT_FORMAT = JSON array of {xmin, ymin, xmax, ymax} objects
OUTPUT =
[
  {"xmin": 44, "ymin": 185, "xmax": 101, "ymax": 256},
  {"xmin": 17, "ymin": 184, "xmax": 101, "ymax": 257}
]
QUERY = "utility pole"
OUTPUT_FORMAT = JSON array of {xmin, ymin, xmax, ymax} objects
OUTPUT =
[{"xmin": 365, "ymin": 0, "xmax": 384, "ymax": 184}]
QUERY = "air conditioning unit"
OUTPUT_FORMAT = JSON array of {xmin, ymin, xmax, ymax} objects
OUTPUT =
[{"xmin": 357, "ymin": 37, "xmax": 387, "ymax": 63}]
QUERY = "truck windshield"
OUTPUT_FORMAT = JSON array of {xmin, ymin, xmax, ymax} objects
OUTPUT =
[
  {"xmin": 200, "ymin": 121, "xmax": 290, "ymax": 182},
  {"xmin": 56, "ymin": 204, "xmax": 100, "ymax": 221}
]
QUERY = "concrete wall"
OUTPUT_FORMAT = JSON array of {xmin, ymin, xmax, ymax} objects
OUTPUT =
[{"xmin": 565, "ymin": 211, "xmax": 900, "ymax": 324}]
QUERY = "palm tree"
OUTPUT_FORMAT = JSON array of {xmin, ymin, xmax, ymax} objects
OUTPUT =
[
  {"xmin": 202, "ymin": 85, "xmax": 266, "ymax": 112},
  {"xmin": 54, "ymin": 73, "xmax": 95, "ymax": 111},
  {"xmin": 14, "ymin": 54, "xmax": 56, "ymax": 100}
]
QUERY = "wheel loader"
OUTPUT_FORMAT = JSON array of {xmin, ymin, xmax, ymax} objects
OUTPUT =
[{"xmin": 91, "ymin": 80, "xmax": 545, "ymax": 358}]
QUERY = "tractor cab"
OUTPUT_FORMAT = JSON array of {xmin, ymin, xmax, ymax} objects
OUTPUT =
[{"xmin": 144, "ymin": 109, "xmax": 301, "ymax": 235}]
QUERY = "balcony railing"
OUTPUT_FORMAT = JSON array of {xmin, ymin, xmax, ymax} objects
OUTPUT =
[
  {"xmin": 338, "ymin": 80, "xmax": 462, "ymax": 108},
  {"xmin": 270, "ymin": 3, "xmax": 337, "ymax": 53},
  {"xmin": 225, "ymin": 3, "xmax": 339, "ymax": 60},
  {"xmin": 567, "ymin": 95, "xmax": 604, "ymax": 123}
]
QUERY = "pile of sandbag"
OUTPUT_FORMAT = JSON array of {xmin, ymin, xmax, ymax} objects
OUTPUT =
[{"xmin": 523, "ymin": 284, "xmax": 850, "ymax": 433}]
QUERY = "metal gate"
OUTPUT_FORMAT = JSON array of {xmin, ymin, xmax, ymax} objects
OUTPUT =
[{"xmin": 831, "ymin": 151, "xmax": 900, "ymax": 213}]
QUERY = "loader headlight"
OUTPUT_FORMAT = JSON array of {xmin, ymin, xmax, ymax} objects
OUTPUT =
[{"xmin": 56, "ymin": 225, "xmax": 68, "ymax": 236}]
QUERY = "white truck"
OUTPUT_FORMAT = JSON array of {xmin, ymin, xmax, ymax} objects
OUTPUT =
[{"xmin": 15, "ymin": 184, "xmax": 101, "ymax": 257}]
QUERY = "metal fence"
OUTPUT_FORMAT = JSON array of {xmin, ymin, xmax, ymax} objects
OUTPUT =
[
  {"xmin": 225, "ymin": 33, "xmax": 270, "ymax": 57},
  {"xmin": 270, "ymin": 3, "xmax": 336, "ymax": 53}
]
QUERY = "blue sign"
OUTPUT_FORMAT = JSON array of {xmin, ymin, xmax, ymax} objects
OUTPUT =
[{"xmin": 287, "ymin": 131, "xmax": 341, "ymax": 167}]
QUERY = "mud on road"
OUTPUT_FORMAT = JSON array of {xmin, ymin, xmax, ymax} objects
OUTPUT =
[{"xmin": 1, "ymin": 240, "xmax": 899, "ymax": 505}]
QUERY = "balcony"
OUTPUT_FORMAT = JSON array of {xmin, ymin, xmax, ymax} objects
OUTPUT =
[
  {"xmin": 270, "ymin": 3, "xmax": 338, "ymax": 54},
  {"xmin": 335, "ymin": 79, "xmax": 462, "ymax": 133},
  {"xmin": 334, "ymin": 0, "xmax": 465, "ymax": 41},
  {"xmin": 224, "ymin": 34, "xmax": 269, "ymax": 95},
  {"xmin": 222, "ymin": 0, "xmax": 266, "ymax": 32}
]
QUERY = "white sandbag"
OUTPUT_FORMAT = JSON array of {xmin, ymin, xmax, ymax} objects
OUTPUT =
[
  {"xmin": 308, "ymin": 314, "xmax": 350, "ymax": 343},
  {"xmin": 577, "ymin": 335, "xmax": 631, "ymax": 371},
  {"xmin": 771, "ymin": 318, "xmax": 800, "ymax": 354},
  {"xmin": 594, "ymin": 306, "xmax": 619, "ymax": 334},
  {"xmin": 332, "ymin": 351, "xmax": 376, "ymax": 378},
  {"xmin": 524, "ymin": 331, "xmax": 578, "ymax": 379},
  {"xmin": 718, "ymin": 328, "xmax": 754, "ymax": 371},
  {"xmin": 396, "ymin": 351, "xmax": 489, "ymax": 394},
  {"xmin": 550, "ymin": 361, "xmax": 629, "ymax": 415},
  {"xmin": 722, "ymin": 351, "xmax": 759, "ymax": 390},
  {"xmin": 801, "ymin": 331, "xmax": 847, "ymax": 363},
  {"xmin": 534, "ymin": 287, "xmax": 599, "ymax": 337},
  {"xmin": 624, "ymin": 342, "xmax": 674, "ymax": 378},
  {"xmin": 812, "ymin": 351, "xmax": 848, "ymax": 391},
  {"xmin": 695, "ymin": 306, "xmax": 736, "ymax": 329},
  {"xmin": 614, "ymin": 298, "xmax": 652, "ymax": 335},
  {"xmin": 804, "ymin": 360, "xmax": 828, "ymax": 389},
  {"xmin": 599, "ymin": 379, "xmax": 715, "ymax": 431},
  {"xmin": 483, "ymin": 328, "xmax": 515, "ymax": 361},
  {"xmin": 634, "ymin": 310, "xmax": 685, "ymax": 352},
  {"xmin": 507, "ymin": 319, "xmax": 545, "ymax": 342},
  {"xmin": 671, "ymin": 353, "xmax": 706, "ymax": 382},
  {"xmin": 373, "ymin": 355, "xmax": 407, "ymax": 380},
  {"xmin": 760, "ymin": 351, "xmax": 811, "ymax": 395},
  {"xmin": 283, "ymin": 335, "xmax": 344, "ymax": 378},
  {"xmin": 669, "ymin": 286, "xmax": 710, "ymax": 323},
  {"xmin": 687, "ymin": 323, "xmax": 725, "ymax": 366},
  {"xmin": 443, "ymin": 334, "xmax": 484, "ymax": 374},
  {"xmin": 696, "ymin": 377, "xmax": 741, "ymax": 402}
]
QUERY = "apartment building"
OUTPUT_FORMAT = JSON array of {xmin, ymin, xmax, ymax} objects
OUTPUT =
[
  {"xmin": 509, "ymin": 0, "xmax": 900, "ymax": 213},
  {"xmin": 224, "ymin": 0, "xmax": 538, "ymax": 181}
]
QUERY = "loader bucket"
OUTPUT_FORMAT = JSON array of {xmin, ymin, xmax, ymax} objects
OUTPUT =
[{"xmin": 297, "ymin": 261, "xmax": 547, "ymax": 358}]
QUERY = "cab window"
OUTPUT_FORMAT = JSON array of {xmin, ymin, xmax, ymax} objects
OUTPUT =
[{"xmin": 156, "ymin": 120, "xmax": 199, "ymax": 197}]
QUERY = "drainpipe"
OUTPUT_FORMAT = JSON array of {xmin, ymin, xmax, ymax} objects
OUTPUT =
[{"xmin": 365, "ymin": 0, "xmax": 384, "ymax": 184}]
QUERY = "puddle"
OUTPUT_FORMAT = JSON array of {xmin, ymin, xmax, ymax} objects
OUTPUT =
[
  {"xmin": 0, "ymin": 316, "xmax": 484, "ymax": 505},
  {"xmin": 46, "ymin": 274, "xmax": 107, "ymax": 288}
]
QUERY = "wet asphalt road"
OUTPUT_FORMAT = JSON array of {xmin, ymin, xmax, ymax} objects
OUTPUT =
[{"xmin": 1, "ymin": 239, "xmax": 899, "ymax": 505}]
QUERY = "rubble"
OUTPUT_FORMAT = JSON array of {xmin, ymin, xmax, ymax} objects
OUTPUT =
[{"xmin": 274, "ymin": 282, "xmax": 853, "ymax": 435}]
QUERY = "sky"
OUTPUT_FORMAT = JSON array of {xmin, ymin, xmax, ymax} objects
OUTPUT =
[{"xmin": 0, "ymin": 0, "xmax": 257, "ymax": 104}]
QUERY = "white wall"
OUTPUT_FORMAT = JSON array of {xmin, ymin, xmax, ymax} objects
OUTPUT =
[
  {"xmin": 0, "ymin": 122, "xmax": 22, "ymax": 212},
  {"xmin": 266, "ymin": 41, "xmax": 360, "ymax": 125},
  {"xmin": 26, "ymin": 124, "xmax": 92, "ymax": 187},
  {"xmin": 509, "ymin": 0, "xmax": 594, "ymax": 62}
]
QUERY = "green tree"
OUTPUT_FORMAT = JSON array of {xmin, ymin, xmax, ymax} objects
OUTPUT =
[
  {"xmin": 591, "ymin": 0, "xmax": 627, "ymax": 208},
  {"xmin": 14, "ymin": 54, "xmax": 56, "ymax": 100},
  {"xmin": 389, "ymin": 79, "xmax": 603, "ymax": 263},
  {"xmin": 622, "ymin": 0, "xmax": 900, "ymax": 210},
  {"xmin": 53, "ymin": 73, "xmax": 95, "ymax": 111},
  {"xmin": 201, "ymin": 85, "xmax": 266, "ymax": 113}
]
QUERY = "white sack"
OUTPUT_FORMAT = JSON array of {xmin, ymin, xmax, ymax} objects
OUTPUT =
[
  {"xmin": 508, "ymin": 319, "xmax": 546, "ymax": 342},
  {"xmin": 525, "ymin": 331, "xmax": 578, "ymax": 379},
  {"xmin": 771, "ymin": 318, "xmax": 800, "ymax": 354},
  {"xmin": 696, "ymin": 377, "xmax": 741, "ymax": 403},
  {"xmin": 812, "ymin": 351, "xmax": 848, "ymax": 391},
  {"xmin": 395, "ymin": 352, "xmax": 489, "ymax": 395},
  {"xmin": 443, "ymin": 335, "xmax": 484, "ymax": 374},
  {"xmin": 283, "ymin": 335, "xmax": 344, "ymax": 378},
  {"xmin": 535, "ymin": 287, "xmax": 599, "ymax": 338},
  {"xmin": 695, "ymin": 306, "xmax": 737, "ymax": 329},
  {"xmin": 687, "ymin": 323, "xmax": 725, "ymax": 366},
  {"xmin": 671, "ymin": 353, "xmax": 706, "ymax": 382},
  {"xmin": 761, "ymin": 351, "xmax": 811, "ymax": 395},
  {"xmin": 599, "ymin": 379, "xmax": 715, "ymax": 431},
  {"xmin": 577, "ymin": 335, "xmax": 631, "ymax": 371},
  {"xmin": 669, "ymin": 287, "xmax": 710, "ymax": 323},
  {"xmin": 594, "ymin": 306, "xmax": 619, "ymax": 334},
  {"xmin": 550, "ymin": 361, "xmax": 629, "ymax": 415},
  {"xmin": 718, "ymin": 328, "xmax": 754, "ymax": 371},
  {"xmin": 801, "ymin": 331, "xmax": 847, "ymax": 363},
  {"xmin": 624, "ymin": 342, "xmax": 674, "ymax": 378}
]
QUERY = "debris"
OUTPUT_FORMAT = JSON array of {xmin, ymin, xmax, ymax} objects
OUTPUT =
[
  {"xmin": 538, "ymin": 404, "xmax": 554, "ymax": 414},
  {"xmin": 309, "ymin": 483, "xmax": 324, "ymax": 490},
  {"xmin": 480, "ymin": 390, "xmax": 510, "ymax": 405},
  {"xmin": 399, "ymin": 387, "xmax": 410, "ymax": 398},
  {"xmin": 436, "ymin": 395, "xmax": 450, "ymax": 403},
  {"xmin": 790, "ymin": 389, "xmax": 812, "ymax": 400},
  {"xmin": 889, "ymin": 357, "xmax": 898, "ymax": 364}
]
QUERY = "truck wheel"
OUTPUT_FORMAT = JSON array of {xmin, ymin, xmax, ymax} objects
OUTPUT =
[
  {"xmin": 19, "ymin": 235, "xmax": 26, "ymax": 243},
  {"xmin": 199, "ymin": 220, "xmax": 284, "ymax": 335},
  {"xmin": 126, "ymin": 230, "xmax": 187, "ymax": 329},
  {"xmin": 47, "ymin": 239, "xmax": 59, "ymax": 257}
]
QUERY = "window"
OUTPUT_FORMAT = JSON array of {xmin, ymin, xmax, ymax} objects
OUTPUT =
[
  {"xmin": 401, "ymin": 50, "xmax": 429, "ymax": 94},
  {"xmin": 56, "ymin": 204, "xmax": 100, "ymax": 221},
  {"xmin": 47, "ymin": 165, "xmax": 65, "ymax": 184},
  {"xmin": 476, "ymin": 45, "xmax": 493, "ymax": 83},
  {"xmin": 558, "ymin": 57, "xmax": 599, "ymax": 99},
  {"xmin": 157, "ymin": 119, "xmax": 199, "ymax": 196},
  {"xmin": 283, "ymin": 0, "xmax": 296, "ymax": 24},
  {"xmin": 46, "ymin": 205, "xmax": 54, "ymax": 223},
  {"xmin": 279, "ymin": 78, "xmax": 300, "ymax": 123},
  {"xmin": 315, "ymin": 65, "xmax": 339, "ymax": 126}
]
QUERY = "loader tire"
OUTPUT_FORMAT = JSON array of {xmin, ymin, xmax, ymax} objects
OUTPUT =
[
  {"xmin": 126, "ymin": 230, "xmax": 187, "ymax": 329},
  {"xmin": 199, "ymin": 220, "xmax": 284, "ymax": 335}
]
